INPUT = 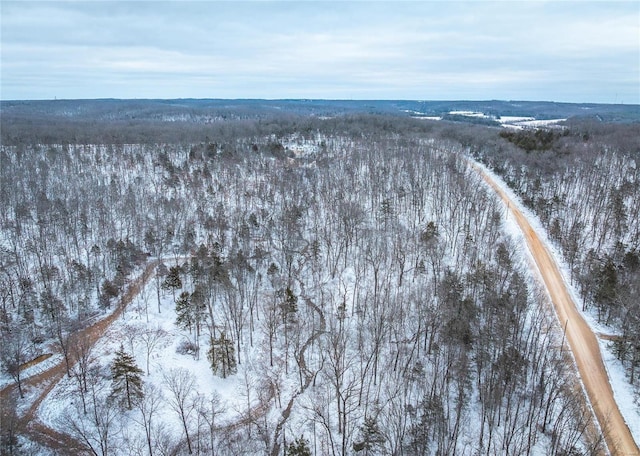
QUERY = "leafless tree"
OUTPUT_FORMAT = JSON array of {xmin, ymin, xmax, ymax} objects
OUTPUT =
[
  {"xmin": 134, "ymin": 383, "xmax": 164, "ymax": 456},
  {"xmin": 163, "ymin": 367, "xmax": 197, "ymax": 455},
  {"xmin": 138, "ymin": 324, "xmax": 169, "ymax": 375}
]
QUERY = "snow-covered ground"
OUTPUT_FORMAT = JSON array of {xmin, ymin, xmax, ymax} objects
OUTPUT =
[
  {"xmin": 282, "ymin": 134, "xmax": 321, "ymax": 158},
  {"xmin": 410, "ymin": 111, "xmax": 566, "ymax": 129},
  {"xmin": 472, "ymin": 159, "xmax": 640, "ymax": 444},
  {"xmin": 0, "ymin": 354, "xmax": 63, "ymax": 391},
  {"xmin": 501, "ymin": 118, "xmax": 566, "ymax": 129},
  {"xmin": 600, "ymin": 339, "xmax": 640, "ymax": 440},
  {"xmin": 449, "ymin": 110, "xmax": 493, "ymax": 118},
  {"xmin": 4, "ymin": 135, "xmax": 632, "ymax": 455},
  {"xmin": 37, "ymin": 276, "xmax": 256, "ymax": 449}
]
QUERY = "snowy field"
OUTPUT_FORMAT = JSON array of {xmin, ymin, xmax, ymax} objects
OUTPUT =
[{"xmin": 410, "ymin": 111, "xmax": 566, "ymax": 129}]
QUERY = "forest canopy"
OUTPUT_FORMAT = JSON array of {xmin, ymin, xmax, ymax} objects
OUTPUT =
[{"xmin": 0, "ymin": 99, "xmax": 638, "ymax": 455}]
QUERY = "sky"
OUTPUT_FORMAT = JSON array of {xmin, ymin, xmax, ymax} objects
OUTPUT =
[{"xmin": 1, "ymin": 1, "xmax": 638, "ymax": 103}]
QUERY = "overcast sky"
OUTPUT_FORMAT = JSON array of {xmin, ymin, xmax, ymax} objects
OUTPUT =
[{"xmin": 1, "ymin": 1, "xmax": 638, "ymax": 103}]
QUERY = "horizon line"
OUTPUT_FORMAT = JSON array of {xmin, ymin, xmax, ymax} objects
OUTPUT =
[{"xmin": 1, "ymin": 97, "xmax": 637, "ymax": 107}]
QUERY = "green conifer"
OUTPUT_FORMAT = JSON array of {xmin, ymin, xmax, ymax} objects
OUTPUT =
[
  {"xmin": 286, "ymin": 436, "xmax": 312, "ymax": 456},
  {"xmin": 207, "ymin": 332, "xmax": 237, "ymax": 378},
  {"xmin": 111, "ymin": 344, "xmax": 144, "ymax": 409},
  {"xmin": 175, "ymin": 291, "xmax": 192, "ymax": 332},
  {"xmin": 162, "ymin": 265, "xmax": 182, "ymax": 300}
]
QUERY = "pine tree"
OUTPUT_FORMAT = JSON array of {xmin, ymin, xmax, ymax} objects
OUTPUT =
[
  {"xmin": 176, "ymin": 289, "xmax": 206, "ymax": 345},
  {"xmin": 162, "ymin": 265, "xmax": 182, "ymax": 301},
  {"xmin": 111, "ymin": 344, "xmax": 144, "ymax": 409},
  {"xmin": 286, "ymin": 436, "xmax": 312, "ymax": 456},
  {"xmin": 175, "ymin": 291, "xmax": 192, "ymax": 332},
  {"xmin": 353, "ymin": 416, "xmax": 385, "ymax": 454},
  {"xmin": 280, "ymin": 287, "xmax": 298, "ymax": 324},
  {"xmin": 207, "ymin": 333, "xmax": 237, "ymax": 378},
  {"xmin": 100, "ymin": 279, "xmax": 119, "ymax": 308}
]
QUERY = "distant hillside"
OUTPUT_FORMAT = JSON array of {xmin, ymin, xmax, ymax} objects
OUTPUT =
[
  {"xmin": 1, "ymin": 98, "xmax": 638, "ymax": 146},
  {"xmin": 2, "ymin": 98, "xmax": 638, "ymax": 123}
]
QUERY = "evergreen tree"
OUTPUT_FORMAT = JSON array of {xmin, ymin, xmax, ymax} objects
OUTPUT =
[
  {"xmin": 175, "ymin": 288, "xmax": 206, "ymax": 340},
  {"xmin": 595, "ymin": 257, "xmax": 618, "ymax": 306},
  {"xmin": 420, "ymin": 221, "xmax": 439, "ymax": 244},
  {"xmin": 207, "ymin": 332, "xmax": 236, "ymax": 378},
  {"xmin": 280, "ymin": 287, "xmax": 298, "ymax": 324},
  {"xmin": 592, "ymin": 257, "xmax": 620, "ymax": 324},
  {"xmin": 111, "ymin": 344, "xmax": 144, "ymax": 409},
  {"xmin": 286, "ymin": 436, "xmax": 312, "ymax": 456},
  {"xmin": 189, "ymin": 284, "xmax": 207, "ymax": 338},
  {"xmin": 353, "ymin": 416, "xmax": 385, "ymax": 454},
  {"xmin": 175, "ymin": 291, "xmax": 192, "ymax": 332},
  {"xmin": 162, "ymin": 265, "xmax": 182, "ymax": 301}
]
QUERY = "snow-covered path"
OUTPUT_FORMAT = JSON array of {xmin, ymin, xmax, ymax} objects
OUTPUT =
[{"xmin": 471, "ymin": 161, "xmax": 639, "ymax": 456}]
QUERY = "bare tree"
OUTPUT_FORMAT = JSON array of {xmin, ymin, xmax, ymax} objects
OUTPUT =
[
  {"xmin": 138, "ymin": 324, "xmax": 168, "ymax": 375},
  {"xmin": 0, "ymin": 389, "xmax": 20, "ymax": 455},
  {"xmin": 163, "ymin": 367, "xmax": 197, "ymax": 455},
  {"xmin": 194, "ymin": 391, "xmax": 226, "ymax": 456},
  {"xmin": 70, "ymin": 331, "xmax": 96, "ymax": 414},
  {"xmin": 0, "ymin": 324, "xmax": 30, "ymax": 398},
  {"xmin": 62, "ymin": 397, "xmax": 121, "ymax": 456},
  {"xmin": 134, "ymin": 383, "xmax": 164, "ymax": 456}
]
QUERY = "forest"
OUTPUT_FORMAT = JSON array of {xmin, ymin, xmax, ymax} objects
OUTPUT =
[{"xmin": 0, "ymin": 104, "xmax": 638, "ymax": 456}]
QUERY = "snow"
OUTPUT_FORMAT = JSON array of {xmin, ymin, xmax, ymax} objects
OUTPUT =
[
  {"xmin": 470, "ymin": 158, "xmax": 640, "ymax": 447},
  {"xmin": 498, "ymin": 116, "xmax": 535, "ymax": 123},
  {"xmin": 0, "ymin": 353, "xmax": 63, "ymax": 390},
  {"xmin": 449, "ymin": 110, "xmax": 494, "ymax": 119},
  {"xmin": 37, "ymin": 274, "xmax": 254, "ymax": 447},
  {"xmin": 496, "ymin": 117, "xmax": 566, "ymax": 129},
  {"xmin": 517, "ymin": 118, "xmax": 566, "ymax": 127},
  {"xmin": 282, "ymin": 133, "xmax": 321, "ymax": 158},
  {"xmin": 6, "ymin": 136, "xmax": 632, "ymax": 454},
  {"xmin": 412, "ymin": 116, "xmax": 442, "ymax": 120},
  {"xmin": 408, "ymin": 112, "xmax": 566, "ymax": 130},
  {"xmin": 599, "ymin": 339, "xmax": 640, "ymax": 440}
]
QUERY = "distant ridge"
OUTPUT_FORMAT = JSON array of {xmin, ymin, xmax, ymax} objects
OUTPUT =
[{"xmin": 1, "ymin": 99, "xmax": 638, "ymax": 123}]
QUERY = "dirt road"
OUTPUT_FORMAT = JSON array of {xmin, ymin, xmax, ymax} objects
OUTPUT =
[
  {"xmin": 0, "ymin": 259, "xmax": 161, "ymax": 453},
  {"xmin": 472, "ymin": 162, "xmax": 639, "ymax": 456},
  {"xmin": 1, "ymin": 256, "xmax": 277, "ymax": 452}
]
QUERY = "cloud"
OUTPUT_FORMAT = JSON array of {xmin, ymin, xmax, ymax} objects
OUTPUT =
[{"xmin": 1, "ymin": 1, "xmax": 638, "ymax": 102}]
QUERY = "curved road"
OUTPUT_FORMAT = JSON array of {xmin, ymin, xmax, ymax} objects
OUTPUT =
[
  {"xmin": 472, "ymin": 161, "xmax": 639, "ymax": 456},
  {"xmin": 1, "ymin": 257, "xmax": 279, "ymax": 453},
  {"xmin": 0, "ymin": 259, "xmax": 161, "ymax": 453}
]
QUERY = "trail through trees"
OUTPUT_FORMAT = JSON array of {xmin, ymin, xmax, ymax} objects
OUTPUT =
[
  {"xmin": 0, "ymin": 259, "xmax": 160, "ymax": 453},
  {"xmin": 270, "ymin": 295, "xmax": 326, "ymax": 456}
]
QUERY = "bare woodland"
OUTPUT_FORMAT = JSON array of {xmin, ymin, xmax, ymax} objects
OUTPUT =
[
  {"xmin": 471, "ymin": 122, "xmax": 640, "ymax": 390},
  {"xmin": 1, "ymin": 113, "xmax": 636, "ymax": 455}
]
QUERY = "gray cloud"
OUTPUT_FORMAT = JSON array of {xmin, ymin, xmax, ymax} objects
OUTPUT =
[{"xmin": 1, "ymin": 1, "xmax": 638, "ymax": 102}]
